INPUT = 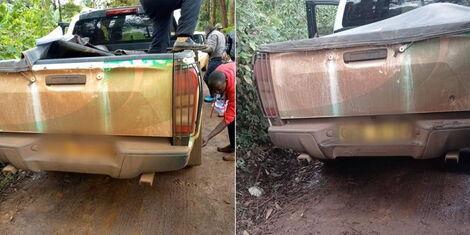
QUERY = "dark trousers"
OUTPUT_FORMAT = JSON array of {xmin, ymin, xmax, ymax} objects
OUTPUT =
[
  {"xmin": 140, "ymin": 0, "xmax": 202, "ymax": 53},
  {"xmin": 228, "ymin": 121, "xmax": 235, "ymax": 148},
  {"xmin": 203, "ymin": 58, "xmax": 223, "ymax": 98}
]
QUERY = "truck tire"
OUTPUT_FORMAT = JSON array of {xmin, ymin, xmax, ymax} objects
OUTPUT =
[{"xmin": 187, "ymin": 135, "xmax": 202, "ymax": 166}]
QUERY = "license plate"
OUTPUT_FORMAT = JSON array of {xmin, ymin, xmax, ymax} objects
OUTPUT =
[
  {"xmin": 339, "ymin": 123, "xmax": 412, "ymax": 142},
  {"xmin": 42, "ymin": 137, "xmax": 115, "ymax": 157}
]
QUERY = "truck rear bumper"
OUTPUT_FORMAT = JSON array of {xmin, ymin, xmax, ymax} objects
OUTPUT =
[
  {"xmin": 0, "ymin": 133, "xmax": 198, "ymax": 178},
  {"xmin": 269, "ymin": 113, "xmax": 470, "ymax": 160}
]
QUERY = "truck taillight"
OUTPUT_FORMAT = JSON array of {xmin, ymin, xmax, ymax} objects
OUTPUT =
[
  {"xmin": 173, "ymin": 65, "xmax": 199, "ymax": 146},
  {"xmin": 254, "ymin": 52, "xmax": 280, "ymax": 118},
  {"xmin": 106, "ymin": 7, "xmax": 138, "ymax": 16}
]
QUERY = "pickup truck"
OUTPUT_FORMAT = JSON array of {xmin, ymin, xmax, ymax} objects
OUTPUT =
[
  {"xmin": 254, "ymin": 1, "xmax": 470, "ymax": 164},
  {"xmin": 0, "ymin": 6, "xmax": 203, "ymax": 179}
]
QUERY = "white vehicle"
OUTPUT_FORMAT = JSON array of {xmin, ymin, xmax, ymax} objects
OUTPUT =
[{"xmin": 306, "ymin": 0, "xmax": 470, "ymax": 37}]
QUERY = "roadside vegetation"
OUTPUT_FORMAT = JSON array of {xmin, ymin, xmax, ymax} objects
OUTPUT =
[
  {"xmin": 0, "ymin": 0, "xmax": 56, "ymax": 60},
  {"xmin": 0, "ymin": 163, "xmax": 17, "ymax": 192}
]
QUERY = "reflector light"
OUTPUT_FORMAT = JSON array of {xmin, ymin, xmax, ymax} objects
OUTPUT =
[
  {"xmin": 106, "ymin": 8, "xmax": 138, "ymax": 16},
  {"xmin": 254, "ymin": 52, "xmax": 280, "ymax": 118},
  {"xmin": 173, "ymin": 65, "xmax": 199, "ymax": 145}
]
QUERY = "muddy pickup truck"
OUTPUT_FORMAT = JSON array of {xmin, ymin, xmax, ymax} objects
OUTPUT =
[
  {"xmin": 0, "ymin": 6, "xmax": 203, "ymax": 179},
  {"xmin": 254, "ymin": 1, "xmax": 470, "ymax": 164}
]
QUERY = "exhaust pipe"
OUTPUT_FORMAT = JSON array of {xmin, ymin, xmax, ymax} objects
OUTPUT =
[
  {"xmin": 445, "ymin": 151, "xmax": 459, "ymax": 165},
  {"xmin": 297, "ymin": 153, "xmax": 312, "ymax": 163},
  {"xmin": 139, "ymin": 172, "xmax": 155, "ymax": 186}
]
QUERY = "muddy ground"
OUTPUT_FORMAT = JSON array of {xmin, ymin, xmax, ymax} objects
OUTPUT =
[
  {"xmin": 237, "ymin": 147, "xmax": 470, "ymax": 235},
  {"xmin": 0, "ymin": 94, "xmax": 234, "ymax": 234}
]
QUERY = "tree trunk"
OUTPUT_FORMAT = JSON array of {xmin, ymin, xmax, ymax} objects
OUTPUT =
[
  {"xmin": 210, "ymin": 0, "xmax": 216, "ymax": 26},
  {"xmin": 229, "ymin": 0, "xmax": 235, "ymax": 26},
  {"xmin": 203, "ymin": 0, "xmax": 210, "ymax": 27},
  {"xmin": 219, "ymin": 0, "xmax": 228, "ymax": 28}
]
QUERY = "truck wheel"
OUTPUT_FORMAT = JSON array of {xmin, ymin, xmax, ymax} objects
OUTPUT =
[{"xmin": 187, "ymin": 135, "xmax": 202, "ymax": 166}]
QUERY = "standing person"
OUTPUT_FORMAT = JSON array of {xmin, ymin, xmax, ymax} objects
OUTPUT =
[
  {"xmin": 202, "ymin": 62, "xmax": 236, "ymax": 160},
  {"xmin": 202, "ymin": 25, "xmax": 226, "ymax": 102},
  {"xmin": 140, "ymin": 0, "xmax": 207, "ymax": 53},
  {"xmin": 225, "ymin": 29, "xmax": 236, "ymax": 61}
]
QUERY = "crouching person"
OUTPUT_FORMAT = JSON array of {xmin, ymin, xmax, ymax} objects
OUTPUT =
[{"xmin": 202, "ymin": 62, "xmax": 235, "ymax": 161}]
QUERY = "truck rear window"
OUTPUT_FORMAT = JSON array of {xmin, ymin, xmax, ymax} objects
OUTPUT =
[
  {"xmin": 73, "ymin": 14, "xmax": 153, "ymax": 45},
  {"xmin": 342, "ymin": 0, "xmax": 470, "ymax": 28}
]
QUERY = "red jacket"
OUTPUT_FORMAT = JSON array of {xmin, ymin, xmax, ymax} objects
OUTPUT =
[{"xmin": 215, "ymin": 62, "xmax": 236, "ymax": 124}]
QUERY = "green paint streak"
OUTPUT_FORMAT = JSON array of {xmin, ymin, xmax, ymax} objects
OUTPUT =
[
  {"xmin": 141, "ymin": 59, "xmax": 173, "ymax": 69},
  {"xmin": 103, "ymin": 59, "xmax": 173, "ymax": 70},
  {"xmin": 30, "ymin": 83, "xmax": 46, "ymax": 132},
  {"xmin": 327, "ymin": 59, "xmax": 342, "ymax": 116},
  {"xmin": 100, "ymin": 73, "xmax": 113, "ymax": 134},
  {"xmin": 403, "ymin": 49, "xmax": 415, "ymax": 112},
  {"xmin": 35, "ymin": 122, "xmax": 45, "ymax": 132}
]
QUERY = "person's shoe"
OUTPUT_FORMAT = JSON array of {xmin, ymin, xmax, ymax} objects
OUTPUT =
[
  {"xmin": 172, "ymin": 37, "xmax": 208, "ymax": 52},
  {"xmin": 217, "ymin": 145, "xmax": 234, "ymax": 153},
  {"xmin": 204, "ymin": 96, "xmax": 215, "ymax": 102},
  {"xmin": 222, "ymin": 155, "xmax": 235, "ymax": 161}
]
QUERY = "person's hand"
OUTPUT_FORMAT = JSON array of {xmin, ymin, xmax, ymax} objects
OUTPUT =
[
  {"xmin": 222, "ymin": 51, "xmax": 228, "ymax": 61},
  {"xmin": 202, "ymin": 136, "xmax": 209, "ymax": 147}
]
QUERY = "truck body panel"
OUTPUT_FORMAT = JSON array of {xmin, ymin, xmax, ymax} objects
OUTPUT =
[
  {"xmin": 263, "ymin": 34, "xmax": 470, "ymax": 119},
  {"xmin": 0, "ymin": 58, "xmax": 174, "ymax": 137},
  {"xmin": 255, "ymin": 3, "xmax": 470, "ymax": 160}
]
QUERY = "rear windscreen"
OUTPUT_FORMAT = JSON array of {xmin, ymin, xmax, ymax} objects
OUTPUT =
[
  {"xmin": 342, "ymin": 0, "xmax": 470, "ymax": 27},
  {"xmin": 73, "ymin": 14, "xmax": 154, "ymax": 45}
]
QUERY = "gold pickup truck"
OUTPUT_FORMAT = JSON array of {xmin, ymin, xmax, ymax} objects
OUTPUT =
[
  {"xmin": 0, "ymin": 7, "xmax": 203, "ymax": 178},
  {"xmin": 255, "ymin": 2, "xmax": 470, "ymax": 165}
]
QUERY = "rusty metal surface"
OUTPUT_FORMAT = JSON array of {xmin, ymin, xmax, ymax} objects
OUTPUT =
[
  {"xmin": 0, "ymin": 60, "xmax": 175, "ymax": 137},
  {"xmin": 265, "ymin": 34, "xmax": 470, "ymax": 119}
]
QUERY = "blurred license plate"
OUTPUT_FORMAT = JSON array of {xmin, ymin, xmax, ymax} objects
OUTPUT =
[
  {"xmin": 43, "ymin": 138, "xmax": 114, "ymax": 157},
  {"xmin": 339, "ymin": 123, "xmax": 412, "ymax": 141}
]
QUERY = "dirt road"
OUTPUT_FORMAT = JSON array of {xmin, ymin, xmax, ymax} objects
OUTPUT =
[
  {"xmin": 237, "ymin": 148, "xmax": 470, "ymax": 235},
  {"xmin": 0, "ymin": 96, "xmax": 234, "ymax": 234}
]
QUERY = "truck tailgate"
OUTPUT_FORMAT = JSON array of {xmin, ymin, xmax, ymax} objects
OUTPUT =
[
  {"xmin": 0, "ymin": 58, "xmax": 175, "ymax": 137},
  {"xmin": 256, "ymin": 34, "xmax": 470, "ymax": 119}
]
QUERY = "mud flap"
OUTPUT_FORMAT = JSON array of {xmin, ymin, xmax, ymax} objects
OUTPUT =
[{"xmin": 187, "ymin": 134, "xmax": 202, "ymax": 166}]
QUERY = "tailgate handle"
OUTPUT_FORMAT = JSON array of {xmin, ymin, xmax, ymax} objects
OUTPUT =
[
  {"xmin": 343, "ymin": 49, "xmax": 387, "ymax": 63},
  {"xmin": 46, "ymin": 75, "xmax": 86, "ymax": 85}
]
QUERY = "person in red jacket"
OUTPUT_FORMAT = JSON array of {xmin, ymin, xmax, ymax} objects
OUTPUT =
[{"xmin": 202, "ymin": 62, "xmax": 235, "ymax": 160}]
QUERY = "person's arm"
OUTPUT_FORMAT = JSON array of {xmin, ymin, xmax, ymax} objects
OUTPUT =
[{"xmin": 202, "ymin": 120, "xmax": 229, "ymax": 147}]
